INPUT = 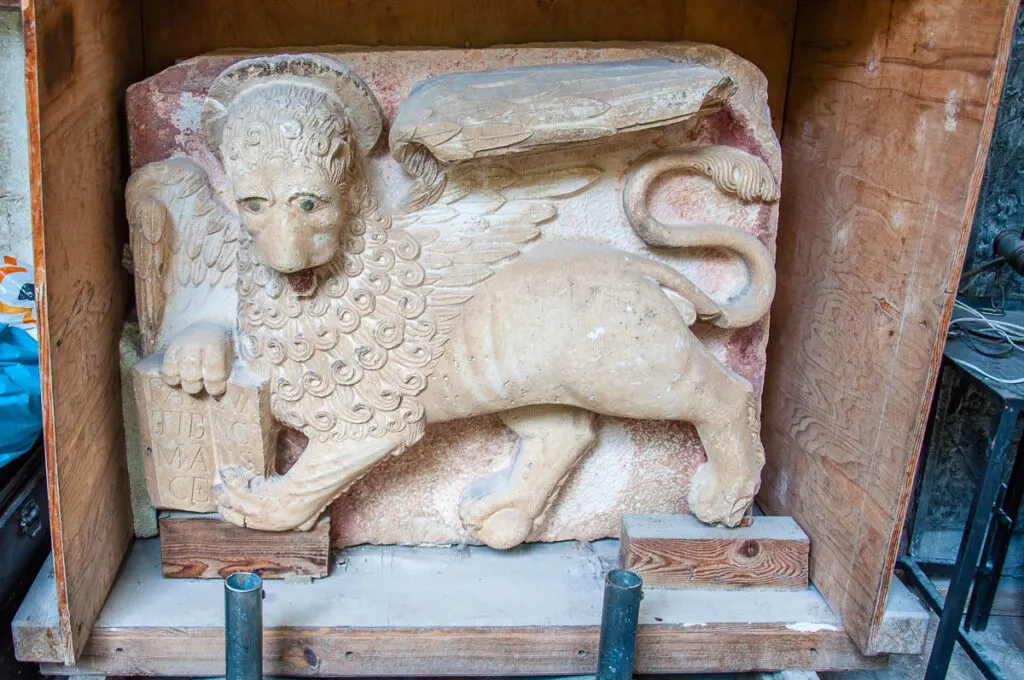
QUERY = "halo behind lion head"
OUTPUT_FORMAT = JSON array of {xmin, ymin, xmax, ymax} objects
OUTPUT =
[{"xmin": 201, "ymin": 54, "xmax": 384, "ymax": 160}]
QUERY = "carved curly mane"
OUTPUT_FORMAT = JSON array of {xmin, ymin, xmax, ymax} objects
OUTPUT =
[{"xmin": 237, "ymin": 157, "xmax": 437, "ymax": 447}]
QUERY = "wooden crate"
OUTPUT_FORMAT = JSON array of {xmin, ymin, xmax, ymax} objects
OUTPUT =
[{"xmin": 10, "ymin": 0, "xmax": 1020, "ymax": 673}]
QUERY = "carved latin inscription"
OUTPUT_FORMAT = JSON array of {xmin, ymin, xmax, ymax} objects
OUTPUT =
[{"xmin": 134, "ymin": 355, "xmax": 276, "ymax": 511}]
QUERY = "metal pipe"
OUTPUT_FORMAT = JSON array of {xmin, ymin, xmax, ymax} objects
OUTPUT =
[
  {"xmin": 596, "ymin": 569, "xmax": 643, "ymax": 680},
  {"xmin": 897, "ymin": 557, "xmax": 1008, "ymax": 680},
  {"xmin": 225, "ymin": 571, "xmax": 263, "ymax": 680}
]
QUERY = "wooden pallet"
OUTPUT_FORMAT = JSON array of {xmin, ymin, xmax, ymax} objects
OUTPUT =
[{"xmin": 14, "ymin": 539, "xmax": 927, "ymax": 676}]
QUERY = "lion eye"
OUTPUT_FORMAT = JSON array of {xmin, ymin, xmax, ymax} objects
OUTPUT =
[
  {"xmin": 240, "ymin": 199, "xmax": 264, "ymax": 214},
  {"xmin": 299, "ymin": 198, "xmax": 317, "ymax": 213}
]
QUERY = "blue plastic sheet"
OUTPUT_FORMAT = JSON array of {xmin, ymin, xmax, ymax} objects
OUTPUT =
[{"xmin": 0, "ymin": 322, "xmax": 41, "ymax": 468}]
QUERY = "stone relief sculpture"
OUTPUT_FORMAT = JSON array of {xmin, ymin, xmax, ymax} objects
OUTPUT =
[{"xmin": 126, "ymin": 49, "xmax": 780, "ymax": 549}]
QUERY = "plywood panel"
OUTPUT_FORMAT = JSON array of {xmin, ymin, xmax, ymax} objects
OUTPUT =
[
  {"xmin": 139, "ymin": 0, "xmax": 796, "ymax": 134},
  {"xmin": 22, "ymin": 0, "xmax": 143, "ymax": 663},
  {"xmin": 760, "ymin": 0, "xmax": 1020, "ymax": 655}
]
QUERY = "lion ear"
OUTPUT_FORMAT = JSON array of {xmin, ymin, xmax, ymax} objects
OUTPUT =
[
  {"xmin": 331, "ymin": 133, "xmax": 353, "ymax": 172},
  {"xmin": 202, "ymin": 54, "xmax": 384, "ymax": 161}
]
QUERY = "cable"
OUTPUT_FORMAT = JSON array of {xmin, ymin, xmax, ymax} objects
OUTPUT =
[{"xmin": 947, "ymin": 300, "xmax": 1024, "ymax": 384}]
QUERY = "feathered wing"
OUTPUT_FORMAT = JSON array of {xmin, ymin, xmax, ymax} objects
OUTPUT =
[
  {"xmin": 394, "ymin": 163, "xmax": 601, "ymax": 341},
  {"xmin": 126, "ymin": 158, "xmax": 239, "ymax": 354},
  {"xmin": 391, "ymin": 59, "xmax": 735, "ymax": 163},
  {"xmin": 390, "ymin": 59, "xmax": 735, "ymax": 211}
]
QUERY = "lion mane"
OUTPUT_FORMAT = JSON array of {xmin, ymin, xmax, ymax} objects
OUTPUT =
[{"xmin": 237, "ymin": 157, "xmax": 439, "ymax": 449}]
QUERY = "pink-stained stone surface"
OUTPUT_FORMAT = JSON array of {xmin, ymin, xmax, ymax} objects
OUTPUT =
[{"xmin": 126, "ymin": 44, "xmax": 779, "ymax": 547}]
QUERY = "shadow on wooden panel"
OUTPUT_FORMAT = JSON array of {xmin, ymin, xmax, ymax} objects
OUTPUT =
[{"xmin": 139, "ymin": 0, "xmax": 797, "ymax": 134}]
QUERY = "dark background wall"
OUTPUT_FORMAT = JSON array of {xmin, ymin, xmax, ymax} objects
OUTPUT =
[
  {"xmin": 961, "ymin": 8, "xmax": 1024, "ymax": 304},
  {"xmin": 910, "ymin": 8, "xmax": 1024, "ymax": 568}
]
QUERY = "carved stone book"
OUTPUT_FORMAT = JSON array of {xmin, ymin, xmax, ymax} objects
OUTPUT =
[{"xmin": 124, "ymin": 44, "xmax": 780, "ymax": 548}]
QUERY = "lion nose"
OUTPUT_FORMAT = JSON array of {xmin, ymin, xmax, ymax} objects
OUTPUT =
[{"xmin": 254, "ymin": 227, "xmax": 310, "ymax": 273}]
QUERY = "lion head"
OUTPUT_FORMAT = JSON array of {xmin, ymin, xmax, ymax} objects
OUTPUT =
[
  {"xmin": 202, "ymin": 55, "xmax": 385, "ymax": 281},
  {"xmin": 221, "ymin": 83, "xmax": 353, "ymax": 275}
]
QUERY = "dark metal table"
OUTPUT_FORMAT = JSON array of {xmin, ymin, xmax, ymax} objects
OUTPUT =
[{"xmin": 898, "ymin": 302, "xmax": 1024, "ymax": 680}]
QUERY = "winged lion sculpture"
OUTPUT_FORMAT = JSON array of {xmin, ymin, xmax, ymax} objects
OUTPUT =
[{"xmin": 126, "ymin": 54, "xmax": 779, "ymax": 549}]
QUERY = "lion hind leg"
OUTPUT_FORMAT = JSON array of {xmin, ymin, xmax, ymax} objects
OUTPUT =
[
  {"xmin": 685, "ymin": 362, "xmax": 765, "ymax": 527},
  {"xmin": 459, "ymin": 405, "xmax": 597, "ymax": 549}
]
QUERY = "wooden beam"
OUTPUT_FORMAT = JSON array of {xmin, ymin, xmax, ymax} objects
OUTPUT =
[
  {"xmin": 17, "ymin": 540, "xmax": 887, "ymax": 675},
  {"xmin": 159, "ymin": 513, "xmax": 330, "ymax": 579},
  {"xmin": 620, "ymin": 514, "xmax": 809, "ymax": 590}
]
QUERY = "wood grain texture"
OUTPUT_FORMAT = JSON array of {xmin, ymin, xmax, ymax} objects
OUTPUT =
[
  {"xmin": 620, "ymin": 514, "xmax": 809, "ymax": 590},
  {"xmin": 22, "ymin": 0, "xmax": 143, "ymax": 663},
  {"xmin": 21, "ymin": 539, "xmax": 884, "ymax": 674},
  {"xmin": 138, "ymin": 0, "xmax": 796, "ymax": 134},
  {"xmin": 11, "ymin": 556, "xmax": 64, "ymax": 664},
  {"xmin": 49, "ymin": 624, "xmax": 881, "ymax": 677},
  {"xmin": 159, "ymin": 513, "xmax": 330, "ymax": 579},
  {"xmin": 759, "ymin": 0, "xmax": 1021, "ymax": 656}
]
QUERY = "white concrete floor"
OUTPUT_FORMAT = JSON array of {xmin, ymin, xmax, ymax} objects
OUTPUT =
[{"xmin": 826, "ymin": 587, "xmax": 1024, "ymax": 680}]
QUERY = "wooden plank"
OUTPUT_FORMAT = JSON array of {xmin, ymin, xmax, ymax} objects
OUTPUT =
[
  {"xmin": 0, "ymin": 1, "xmax": 20, "ymax": 12},
  {"xmin": 138, "ymin": 0, "xmax": 797, "ymax": 135},
  {"xmin": 20, "ymin": 539, "xmax": 885, "ymax": 674},
  {"xmin": 11, "ymin": 555, "xmax": 64, "ymax": 664},
  {"xmin": 759, "ymin": 0, "xmax": 1021, "ymax": 655},
  {"xmin": 21, "ymin": 0, "xmax": 143, "ymax": 663},
  {"xmin": 620, "ymin": 514, "xmax": 809, "ymax": 590},
  {"xmin": 159, "ymin": 513, "xmax": 330, "ymax": 579}
]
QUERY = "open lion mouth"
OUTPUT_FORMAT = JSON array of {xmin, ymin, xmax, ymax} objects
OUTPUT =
[{"xmin": 287, "ymin": 269, "xmax": 318, "ymax": 297}]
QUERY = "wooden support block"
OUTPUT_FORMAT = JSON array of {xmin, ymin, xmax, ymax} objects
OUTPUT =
[
  {"xmin": 159, "ymin": 512, "xmax": 330, "ymax": 579},
  {"xmin": 620, "ymin": 514, "xmax": 809, "ymax": 590}
]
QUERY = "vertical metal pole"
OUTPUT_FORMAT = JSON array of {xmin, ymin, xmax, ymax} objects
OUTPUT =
[
  {"xmin": 967, "ymin": 425, "xmax": 1024, "ymax": 631},
  {"xmin": 225, "ymin": 571, "xmax": 263, "ymax": 680},
  {"xmin": 925, "ymin": 405, "xmax": 1016, "ymax": 680},
  {"xmin": 596, "ymin": 569, "xmax": 642, "ymax": 680}
]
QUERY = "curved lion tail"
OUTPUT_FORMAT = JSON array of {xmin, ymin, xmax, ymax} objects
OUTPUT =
[{"xmin": 622, "ymin": 147, "xmax": 778, "ymax": 329}]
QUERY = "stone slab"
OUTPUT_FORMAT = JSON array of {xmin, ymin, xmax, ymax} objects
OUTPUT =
[{"xmin": 126, "ymin": 44, "xmax": 778, "ymax": 546}]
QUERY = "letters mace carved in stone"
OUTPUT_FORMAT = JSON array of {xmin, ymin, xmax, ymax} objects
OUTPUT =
[{"xmin": 126, "ymin": 53, "xmax": 780, "ymax": 549}]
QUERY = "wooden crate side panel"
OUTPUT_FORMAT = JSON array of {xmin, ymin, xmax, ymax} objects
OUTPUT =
[
  {"xmin": 138, "ymin": 0, "xmax": 797, "ymax": 135},
  {"xmin": 760, "ymin": 0, "xmax": 1020, "ymax": 655},
  {"xmin": 22, "ymin": 0, "xmax": 143, "ymax": 662}
]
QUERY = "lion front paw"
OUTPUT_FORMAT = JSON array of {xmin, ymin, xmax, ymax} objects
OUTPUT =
[
  {"xmin": 161, "ymin": 323, "xmax": 233, "ymax": 396},
  {"xmin": 687, "ymin": 462, "xmax": 757, "ymax": 527},
  {"xmin": 214, "ymin": 467, "xmax": 323, "ymax": 531}
]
